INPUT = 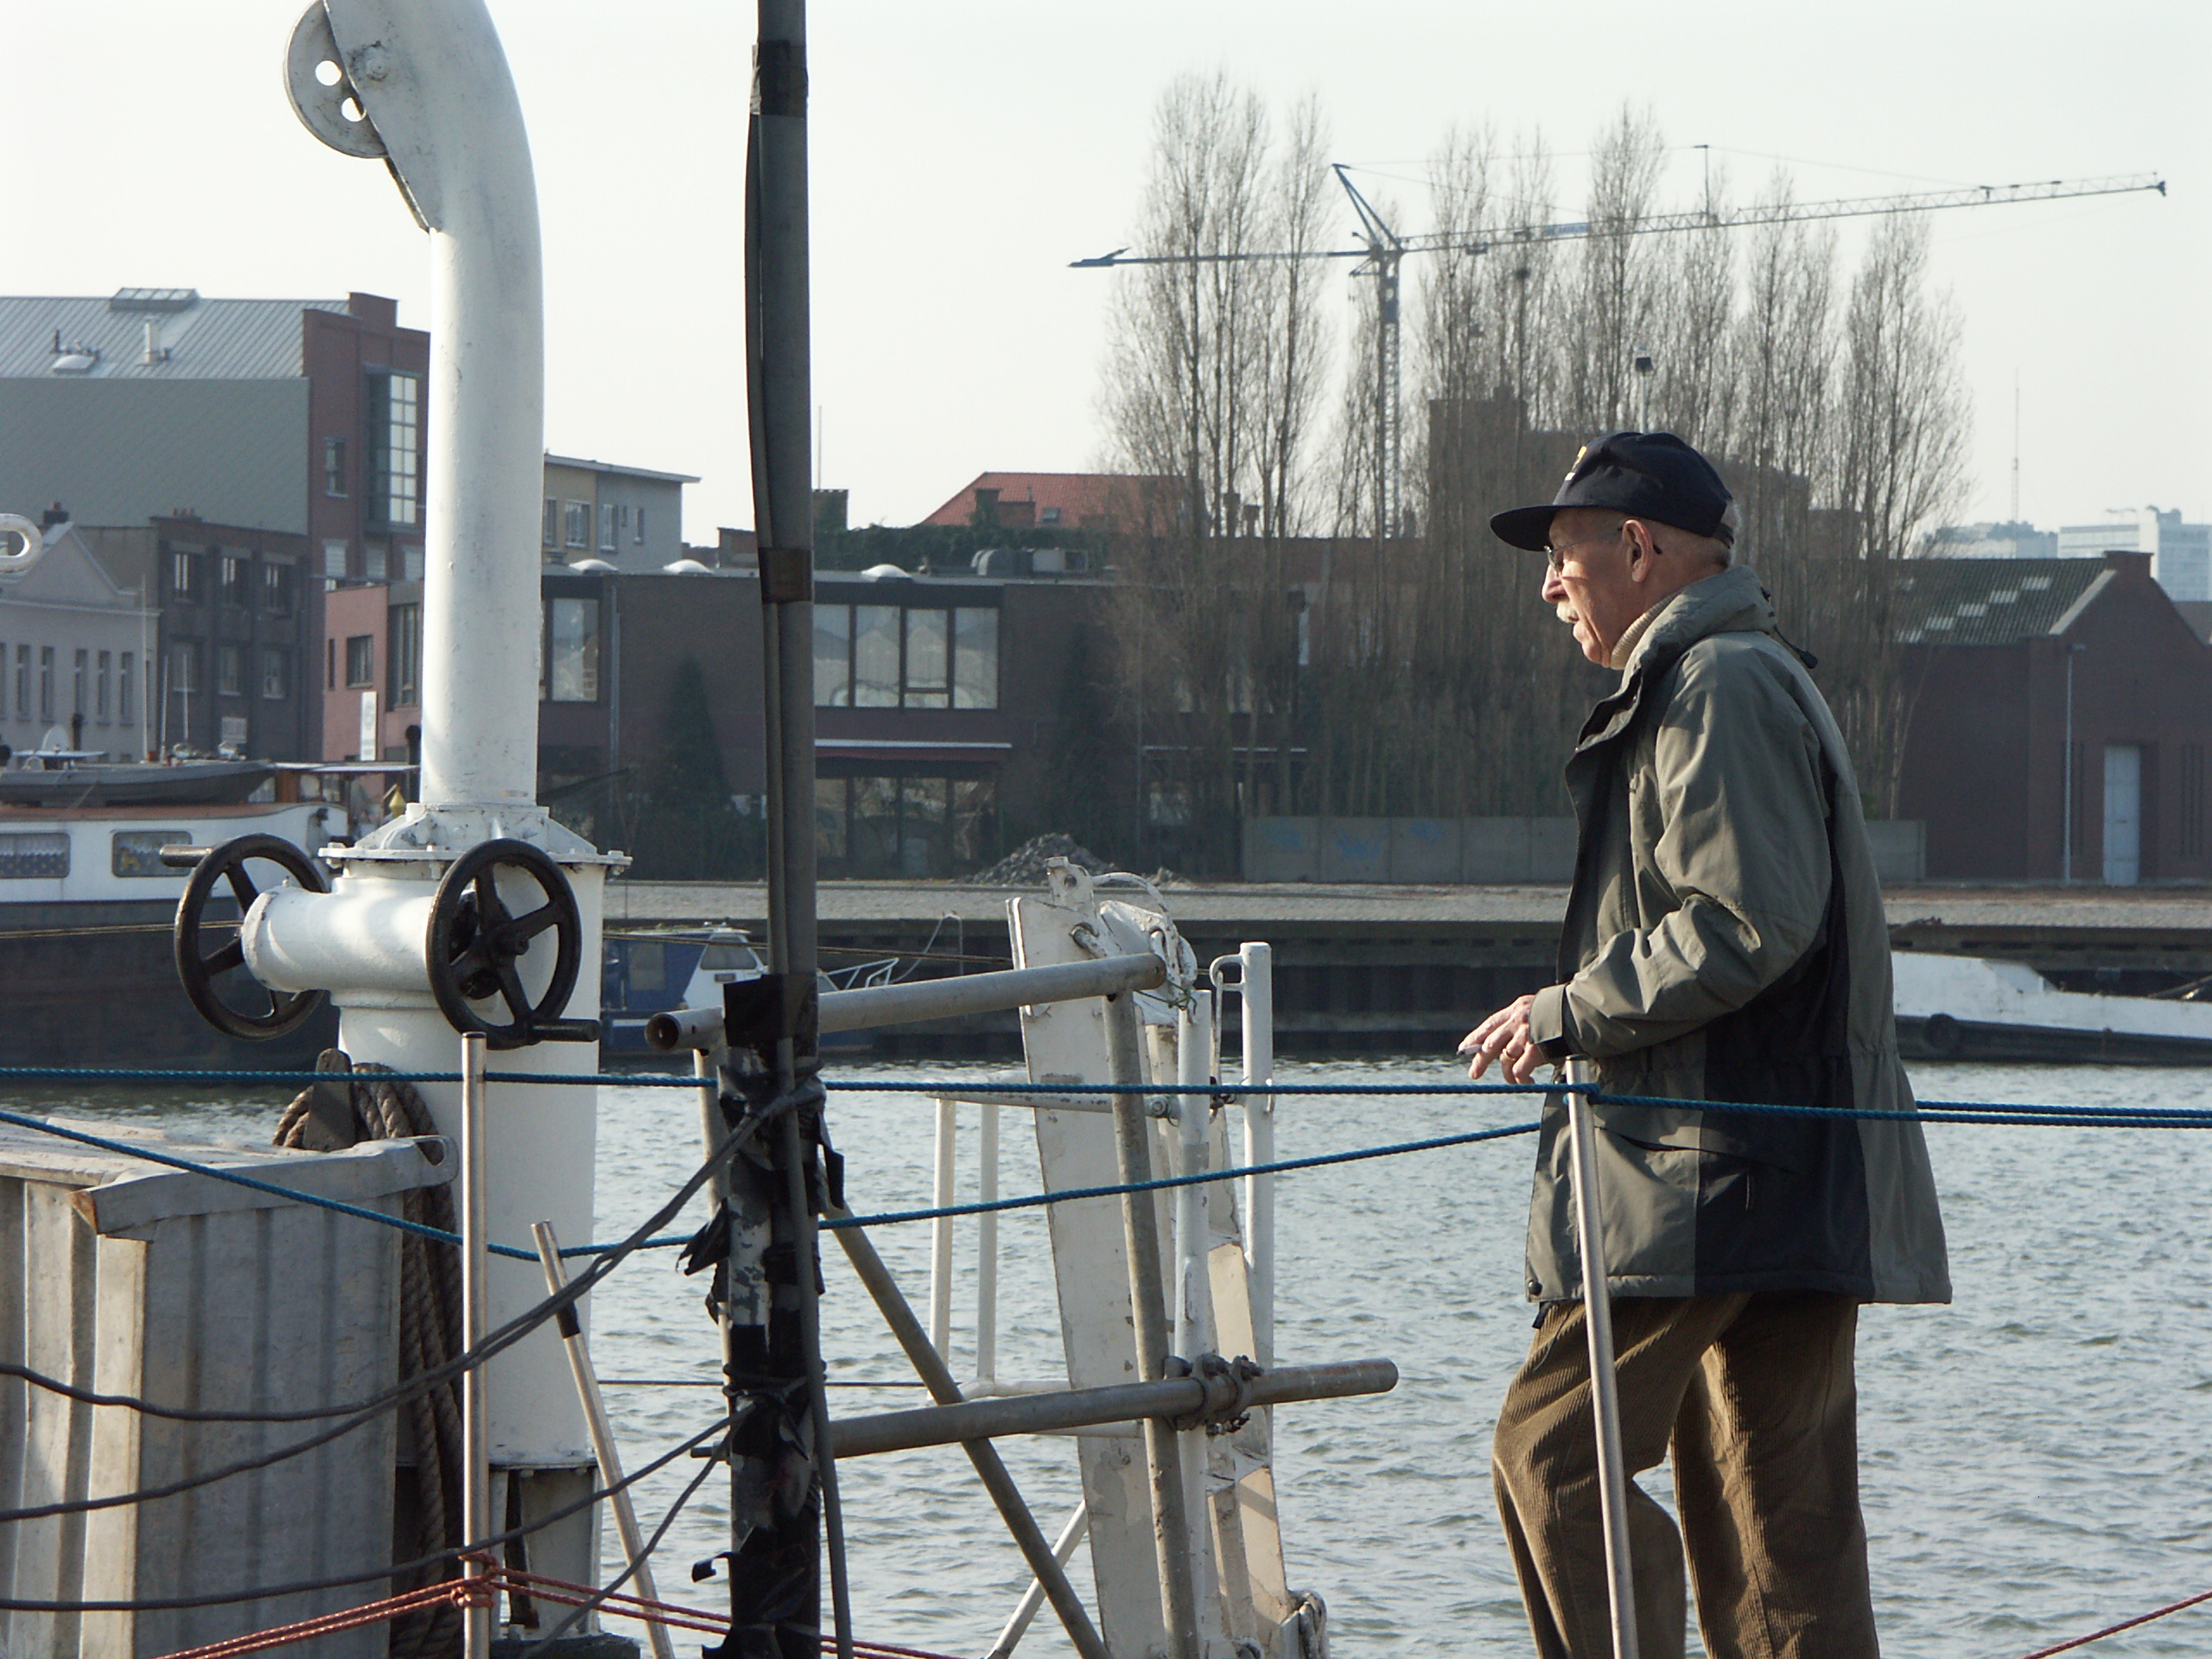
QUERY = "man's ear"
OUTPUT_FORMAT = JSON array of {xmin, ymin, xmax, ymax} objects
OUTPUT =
[{"xmin": 1624, "ymin": 519, "xmax": 1655, "ymax": 581}]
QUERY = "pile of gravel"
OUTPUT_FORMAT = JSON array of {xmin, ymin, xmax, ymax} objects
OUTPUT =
[{"xmin": 976, "ymin": 833, "xmax": 1111, "ymax": 887}]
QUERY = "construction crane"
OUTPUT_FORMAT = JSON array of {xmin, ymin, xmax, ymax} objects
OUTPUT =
[{"xmin": 1075, "ymin": 169, "xmax": 2167, "ymax": 541}]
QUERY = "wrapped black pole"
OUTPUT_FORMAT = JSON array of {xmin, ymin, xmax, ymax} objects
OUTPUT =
[{"xmin": 703, "ymin": 3, "xmax": 855, "ymax": 1656}]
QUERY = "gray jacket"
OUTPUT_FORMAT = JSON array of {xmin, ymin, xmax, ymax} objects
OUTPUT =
[{"xmin": 1524, "ymin": 566, "xmax": 1950, "ymax": 1305}]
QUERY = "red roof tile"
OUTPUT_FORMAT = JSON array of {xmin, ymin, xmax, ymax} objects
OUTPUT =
[{"xmin": 919, "ymin": 471, "xmax": 1181, "ymax": 534}]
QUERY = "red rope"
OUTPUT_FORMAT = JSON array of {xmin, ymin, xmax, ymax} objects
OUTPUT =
[
  {"xmin": 2017, "ymin": 1586, "xmax": 2212, "ymax": 1658},
  {"xmin": 145, "ymin": 1576, "xmax": 492, "ymax": 1659}
]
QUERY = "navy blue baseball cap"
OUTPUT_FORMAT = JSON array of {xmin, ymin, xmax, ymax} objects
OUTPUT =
[{"xmin": 1490, "ymin": 430, "xmax": 1737, "ymax": 552}]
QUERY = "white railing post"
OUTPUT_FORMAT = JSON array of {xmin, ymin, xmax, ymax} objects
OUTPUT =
[
  {"xmin": 1564, "ymin": 1056, "xmax": 1639, "ymax": 1659},
  {"xmin": 1239, "ymin": 943, "xmax": 1274, "ymax": 1367},
  {"xmin": 931, "ymin": 1095, "xmax": 957, "ymax": 1362},
  {"xmin": 1173, "ymin": 990, "xmax": 1219, "ymax": 1631},
  {"xmin": 977, "ymin": 1096, "xmax": 1000, "ymax": 1390},
  {"xmin": 459, "ymin": 1030, "xmax": 492, "ymax": 1659}
]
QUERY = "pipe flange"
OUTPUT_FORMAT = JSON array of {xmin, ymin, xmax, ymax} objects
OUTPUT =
[{"xmin": 284, "ymin": 3, "xmax": 388, "ymax": 159}]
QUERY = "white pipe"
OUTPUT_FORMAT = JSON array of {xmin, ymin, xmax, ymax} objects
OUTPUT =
[
  {"xmin": 1565, "ymin": 1057, "xmax": 1639, "ymax": 1659},
  {"xmin": 460, "ymin": 1030, "xmax": 493, "ymax": 1659},
  {"xmin": 325, "ymin": 0, "xmax": 544, "ymax": 809},
  {"xmin": 977, "ymin": 1097, "xmax": 999, "ymax": 1390},
  {"xmin": 1173, "ymin": 991, "xmax": 1217, "ymax": 1632},
  {"xmin": 532, "ymin": 1222, "xmax": 674, "ymax": 1659},
  {"xmin": 930, "ymin": 1095, "xmax": 957, "ymax": 1361},
  {"xmin": 1239, "ymin": 943, "xmax": 1274, "ymax": 1368},
  {"xmin": 241, "ymin": 883, "xmax": 436, "ymax": 997}
]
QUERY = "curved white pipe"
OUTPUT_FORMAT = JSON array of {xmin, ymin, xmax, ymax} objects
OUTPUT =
[
  {"xmin": 324, "ymin": 0, "xmax": 543, "ymax": 809},
  {"xmin": 0, "ymin": 514, "xmax": 46, "ymax": 575}
]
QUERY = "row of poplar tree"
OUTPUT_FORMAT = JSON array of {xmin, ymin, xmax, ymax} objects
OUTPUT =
[{"xmin": 1082, "ymin": 76, "xmax": 1972, "ymax": 874}]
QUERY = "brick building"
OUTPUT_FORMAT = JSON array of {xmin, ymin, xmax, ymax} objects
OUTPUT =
[{"xmin": 1895, "ymin": 551, "xmax": 2212, "ymax": 883}]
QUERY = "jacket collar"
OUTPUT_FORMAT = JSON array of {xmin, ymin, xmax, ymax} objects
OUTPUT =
[{"xmin": 1575, "ymin": 566, "xmax": 1777, "ymax": 754}]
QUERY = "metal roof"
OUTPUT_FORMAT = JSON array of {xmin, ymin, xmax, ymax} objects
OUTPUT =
[
  {"xmin": 0, "ymin": 292, "xmax": 347, "ymax": 381},
  {"xmin": 1891, "ymin": 556, "xmax": 2110, "ymax": 646},
  {"xmin": 543, "ymin": 453, "xmax": 700, "ymax": 485}
]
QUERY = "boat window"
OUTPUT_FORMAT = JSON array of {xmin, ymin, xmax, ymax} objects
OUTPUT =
[
  {"xmin": 698, "ymin": 942, "xmax": 760, "ymax": 971},
  {"xmin": 112, "ymin": 830, "xmax": 189, "ymax": 878},
  {"xmin": 627, "ymin": 940, "xmax": 666, "ymax": 994},
  {"xmin": 545, "ymin": 598, "xmax": 601, "ymax": 702},
  {"xmin": 0, "ymin": 832, "xmax": 69, "ymax": 879}
]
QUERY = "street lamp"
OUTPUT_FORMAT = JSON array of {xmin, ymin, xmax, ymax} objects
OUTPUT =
[{"xmin": 2062, "ymin": 641, "xmax": 2088, "ymax": 883}]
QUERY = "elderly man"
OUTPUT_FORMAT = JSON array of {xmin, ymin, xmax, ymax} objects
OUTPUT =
[{"xmin": 1461, "ymin": 432, "xmax": 1948, "ymax": 1659}]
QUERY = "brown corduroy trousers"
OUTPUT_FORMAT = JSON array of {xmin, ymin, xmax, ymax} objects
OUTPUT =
[{"xmin": 1491, "ymin": 1291, "xmax": 1878, "ymax": 1659}]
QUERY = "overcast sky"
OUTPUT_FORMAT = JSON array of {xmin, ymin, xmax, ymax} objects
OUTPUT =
[{"xmin": 9, "ymin": 2, "xmax": 2205, "ymax": 544}]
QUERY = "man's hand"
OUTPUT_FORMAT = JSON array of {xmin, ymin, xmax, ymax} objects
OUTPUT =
[{"xmin": 1459, "ymin": 993, "xmax": 1548, "ymax": 1084}]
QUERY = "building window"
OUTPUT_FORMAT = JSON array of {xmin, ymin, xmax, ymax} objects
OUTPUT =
[
  {"xmin": 389, "ymin": 603, "xmax": 422, "ymax": 707},
  {"xmin": 262, "ymin": 648, "xmax": 291, "ymax": 701},
  {"xmin": 2183, "ymin": 744, "xmax": 2207, "ymax": 861},
  {"xmin": 221, "ymin": 554, "xmax": 248, "ymax": 604},
  {"xmin": 544, "ymin": 597, "xmax": 600, "ymax": 702},
  {"xmin": 119, "ymin": 653, "xmax": 134, "ymax": 726},
  {"xmin": 810, "ymin": 603, "xmax": 1000, "ymax": 710},
  {"xmin": 953, "ymin": 607, "xmax": 999, "ymax": 708},
  {"xmin": 324, "ymin": 435, "xmax": 347, "ymax": 496},
  {"xmin": 39, "ymin": 647, "xmax": 54, "ymax": 721},
  {"xmin": 168, "ymin": 640, "xmax": 195, "ymax": 696},
  {"xmin": 171, "ymin": 550, "xmax": 195, "ymax": 597},
  {"xmin": 563, "ymin": 502, "xmax": 590, "ymax": 550},
  {"xmin": 634, "ymin": 506, "xmax": 646, "ymax": 546},
  {"xmin": 364, "ymin": 543, "xmax": 388, "ymax": 582},
  {"xmin": 0, "ymin": 831, "xmax": 69, "ymax": 879},
  {"xmin": 112, "ymin": 830, "xmax": 189, "ymax": 877},
  {"xmin": 13, "ymin": 645, "xmax": 25, "ymax": 719},
  {"xmin": 263, "ymin": 561, "xmax": 293, "ymax": 613},
  {"xmin": 95, "ymin": 652, "xmax": 111, "ymax": 721},
  {"xmin": 543, "ymin": 498, "xmax": 558, "ymax": 549},
  {"xmin": 73, "ymin": 650, "xmax": 87, "ymax": 719},
  {"xmin": 323, "ymin": 539, "xmax": 349, "ymax": 581},
  {"xmin": 367, "ymin": 370, "xmax": 422, "ymax": 529},
  {"xmin": 599, "ymin": 503, "xmax": 619, "ymax": 553},
  {"xmin": 327, "ymin": 639, "xmax": 336, "ymax": 690},
  {"xmin": 346, "ymin": 635, "xmax": 375, "ymax": 689},
  {"xmin": 218, "ymin": 645, "xmax": 244, "ymax": 698},
  {"xmin": 401, "ymin": 543, "xmax": 423, "ymax": 582},
  {"xmin": 814, "ymin": 774, "xmax": 998, "ymax": 877}
]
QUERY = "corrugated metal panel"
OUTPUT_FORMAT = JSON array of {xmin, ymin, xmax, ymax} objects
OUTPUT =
[
  {"xmin": 0, "ymin": 379, "xmax": 311, "ymax": 531},
  {"xmin": 0, "ymin": 297, "xmax": 346, "ymax": 383},
  {"xmin": 0, "ymin": 1118, "xmax": 450, "ymax": 1659}
]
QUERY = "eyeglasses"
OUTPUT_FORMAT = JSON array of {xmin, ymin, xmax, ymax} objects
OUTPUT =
[{"xmin": 1542, "ymin": 526, "xmax": 1625, "ymax": 571}]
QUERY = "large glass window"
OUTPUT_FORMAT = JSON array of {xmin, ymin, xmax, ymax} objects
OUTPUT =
[
  {"xmin": 953, "ymin": 607, "xmax": 998, "ymax": 709},
  {"xmin": 813, "ymin": 607, "xmax": 852, "ymax": 707},
  {"xmin": 599, "ymin": 503, "xmax": 618, "ymax": 553},
  {"xmin": 367, "ymin": 371, "xmax": 422, "ymax": 528},
  {"xmin": 546, "ymin": 596, "xmax": 601, "ymax": 702},
  {"xmin": 218, "ymin": 645, "xmax": 243, "ymax": 699},
  {"xmin": 220, "ymin": 555, "xmax": 248, "ymax": 604},
  {"xmin": 815, "ymin": 773, "xmax": 997, "ymax": 877},
  {"xmin": 346, "ymin": 635, "xmax": 375, "ymax": 688},
  {"xmin": 903, "ymin": 610, "xmax": 949, "ymax": 708},
  {"xmin": 853, "ymin": 606, "xmax": 899, "ymax": 707},
  {"xmin": 390, "ymin": 603, "xmax": 422, "ymax": 707},
  {"xmin": 263, "ymin": 562, "xmax": 293, "ymax": 613},
  {"xmin": 563, "ymin": 502, "xmax": 590, "ymax": 550},
  {"xmin": 262, "ymin": 648, "xmax": 291, "ymax": 701}
]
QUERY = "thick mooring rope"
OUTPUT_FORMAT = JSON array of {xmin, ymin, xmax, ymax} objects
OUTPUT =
[{"xmin": 274, "ymin": 1058, "xmax": 463, "ymax": 1659}]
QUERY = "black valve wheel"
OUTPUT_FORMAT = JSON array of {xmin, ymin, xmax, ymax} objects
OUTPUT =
[
  {"xmin": 425, "ymin": 839, "xmax": 588, "ymax": 1050},
  {"xmin": 172, "ymin": 834, "xmax": 332, "ymax": 1041}
]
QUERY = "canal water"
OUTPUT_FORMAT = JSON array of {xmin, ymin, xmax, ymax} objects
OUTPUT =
[{"xmin": 41, "ymin": 1056, "xmax": 2211, "ymax": 1656}]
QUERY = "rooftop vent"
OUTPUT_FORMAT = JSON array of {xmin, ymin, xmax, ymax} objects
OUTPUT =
[
  {"xmin": 109, "ymin": 288, "xmax": 199, "ymax": 314},
  {"xmin": 49, "ymin": 346, "xmax": 98, "ymax": 374},
  {"xmin": 860, "ymin": 563, "xmax": 912, "ymax": 581},
  {"xmin": 662, "ymin": 558, "xmax": 712, "ymax": 575}
]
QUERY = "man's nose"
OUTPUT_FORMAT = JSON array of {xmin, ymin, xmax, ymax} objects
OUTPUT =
[{"xmin": 1541, "ymin": 565, "xmax": 1567, "ymax": 603}]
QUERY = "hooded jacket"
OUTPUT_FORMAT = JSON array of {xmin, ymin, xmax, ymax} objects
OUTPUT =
[{"xmin": 1522, "ymin": 564, "xmax": 1950, "ymax": 1305}]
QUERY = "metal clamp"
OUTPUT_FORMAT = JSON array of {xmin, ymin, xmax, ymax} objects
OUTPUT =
[{"xmin": 1163, "ymin": 1352, "xmax": 1265, "ymax": 1435}]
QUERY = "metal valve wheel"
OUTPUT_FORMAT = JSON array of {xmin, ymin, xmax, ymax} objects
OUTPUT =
[
  {"xmin": 172, "ymin": 834, "xmax": 333, "ymax": 1041},
  {"xmin": 425, "ymin": 838, "xmax": 594, "ymax": 1049}
]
